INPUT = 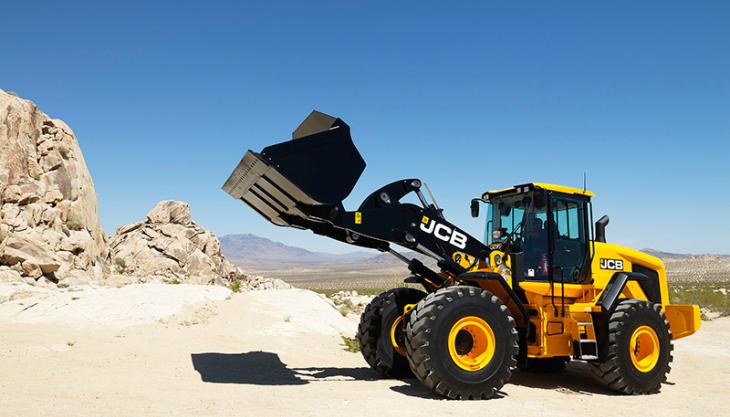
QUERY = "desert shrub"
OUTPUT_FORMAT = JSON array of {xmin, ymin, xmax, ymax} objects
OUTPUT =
[
  {"xmin": 163, "ymin": 278, "xmax": 181, "ymax": 285},
  {"xmin": 229, "ymin": 278, "xmax": 243, "ymax": 293},
  {"xmin": 113, "ymin": 258, "xmax": 127, "ymax": 274},
  {"xmin": 66, "ymin": 211, "xmax": 85, "ymax": 231},
  {"xmin": 340, "ymin": 335, "xmax": 360, "ymax": 353},
  {"xmin": 338, "ymin": 299, "xmax": 357, "ymax": 317}
]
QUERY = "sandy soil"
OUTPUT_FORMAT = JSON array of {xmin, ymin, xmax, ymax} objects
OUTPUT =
[{"xmin": 1, "ymin": 283, "xmax": 728, "ymax": 417}]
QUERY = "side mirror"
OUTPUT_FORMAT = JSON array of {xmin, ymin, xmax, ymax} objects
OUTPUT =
[
  {"xmin": 595, "ymin": 215, "xmax": 609, "ymax": 243},
  {"xmin": 470, "ymin": 199, "xmax": 480, "ymax": 218}
]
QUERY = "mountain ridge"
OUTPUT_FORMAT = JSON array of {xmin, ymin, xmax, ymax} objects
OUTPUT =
[{"xmin": 220, "ymin": 233, "xmax": 729, "ymax": 267}]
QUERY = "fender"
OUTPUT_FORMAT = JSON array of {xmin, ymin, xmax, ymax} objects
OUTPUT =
[
  {"xmin": 596, "ymin": 271, "xmax": 649, "ymax": 313},
  {"xmin": 457, "ymin": 271, "xmax": 530, "ymax": 337}
]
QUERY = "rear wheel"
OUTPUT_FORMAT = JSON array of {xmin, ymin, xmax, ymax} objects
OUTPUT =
[
  {"xmin": 590, "ymin": 299, "xmax": 673, "ymax": 394},
  {"xmin": 405, "ymin": 286, "xmax": 518, "ymax": 400},
  {"xmin": 357, "ymin": 287, "xmax": 425, "ymax": 378}
]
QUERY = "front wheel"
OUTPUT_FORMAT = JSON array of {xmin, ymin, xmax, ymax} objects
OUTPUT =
[
  {"xmin": 405, "ymin": 286, "xmax": 518, "ymax": 400},
  {"xmin": 590, "ymin": 299, "xmax": 673, "ymax": 394}
]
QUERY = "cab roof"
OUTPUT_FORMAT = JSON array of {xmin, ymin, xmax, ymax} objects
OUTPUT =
[{"xmin": 483, "ymin": 182, "xmax": 595, "ymax": 200}]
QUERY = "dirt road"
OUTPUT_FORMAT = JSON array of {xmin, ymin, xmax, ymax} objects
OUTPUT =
[{"xmin": 1, "ymin": 284, "xmax": 727, "ymax": 417}]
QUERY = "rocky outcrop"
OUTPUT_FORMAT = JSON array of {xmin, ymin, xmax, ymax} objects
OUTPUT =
[
  {"xmin": 0, "ymin": 89, "xmax": 107, "ymax": 284},
  {"xmin": 0, "ymin": 90, "xmax": 288, "ymax": 291},
  {"xmin": 108, "ymin": 200, "xmax": 288, "ymax": 289}
]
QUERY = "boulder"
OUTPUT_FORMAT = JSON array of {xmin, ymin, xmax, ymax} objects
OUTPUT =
[
  {"xmin": 0, "ymin": 89, "xmax": 108, "ymax": 283},
  {"xmin": 147, "ymin": 201, "xmax": 191, "ymax": 225},
  {"xmin": 109, "ymin": 200, "xmax": 286, "ymax": 289},
  {"xmin": 109, "ymin": 201, "xmax": 240, "ymax": 283},
  {"xmin": 0, "ymin": 235, "xmax": 61, "ymax": 274},
  {"xmin": 0, "ymin": 267, "xmax": 22, "ymax": 283}
]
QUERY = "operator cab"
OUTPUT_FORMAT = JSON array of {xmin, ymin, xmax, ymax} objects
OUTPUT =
[{"xmin": 479, "ymin": 183, "xmax": 594, "ymax": 284}]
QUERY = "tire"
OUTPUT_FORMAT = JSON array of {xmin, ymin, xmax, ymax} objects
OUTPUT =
[
  {"xmin": 590, "ymin": 299, "xmax": 673, "ymax": 394},
  {"xmin": 405, "ymin": 285, "xmax": 519, "ymax": 400},
  {"xmin": 357, "ymin": 287, "xmax": 426, "ymax": 378},
  {"xmin": 518, "ymin": 356, "xmax": 569, "ymax": 373}
]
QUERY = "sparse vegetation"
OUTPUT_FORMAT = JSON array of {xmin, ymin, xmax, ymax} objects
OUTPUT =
[
  {"xmin": 340, "ymin": 335, "xmax": 360, "ymax": 353},
  {"xmin": 66, "ymin": 211, "xmax": 85, "ymax": 231},
  {"xmin": 163, "ymin": 278, "xmax": 181, "ymax": 285},
  {"xmin": 338, "ymin": 299, "xmax": 358, "ymax": 317},
  {"xmin": 228, "ymin": 277, "xmax": 245, "ymax": 293},
  {"xmin": 113, "ymin": 258, "xmax": 127, "ymax": 274},
  {"xmin": 671, "ymin": 280, "xmax": 730, "ymax": 319},
  {"xmin": 313, "ymin": 283, "xmax": 417, "ymax": 298}
]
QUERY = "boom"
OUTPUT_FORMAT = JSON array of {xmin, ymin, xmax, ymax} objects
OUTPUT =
[{"xmin": 222, "ymin": 111, "xmax": 491, "ymax": 287}]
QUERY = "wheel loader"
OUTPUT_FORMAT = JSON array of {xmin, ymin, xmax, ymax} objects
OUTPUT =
[{"xmin": 223, "ymin": 111, "xmax": 701, "ymax": 400}]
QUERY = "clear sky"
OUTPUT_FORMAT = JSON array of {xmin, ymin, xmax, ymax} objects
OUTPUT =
[{"xmin": 2, "ymin": 1, "xmax": 728, "ymax": 254}]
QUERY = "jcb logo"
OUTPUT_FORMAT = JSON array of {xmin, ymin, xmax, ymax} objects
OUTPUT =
[
  {"xmin": 600, "ymin": 258, "xmax": 624, "ymax": 270},
  {"xmin": 420, "ymin": 216, "xmax": 467, "ymax": 249}
]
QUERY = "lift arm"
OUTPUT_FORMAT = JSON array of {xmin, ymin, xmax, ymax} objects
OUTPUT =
[{"xmin": 222, "ymin": 111, "xmax": 492, "ymax": 285}]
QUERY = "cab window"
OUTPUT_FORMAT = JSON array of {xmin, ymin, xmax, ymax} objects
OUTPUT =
[
  {"xmin": 554, "ymin": 199, "xmax": 582, "ymax": 240},
  {"xmin": 551, "ymin": 197, "xmax": 587, "ymax": 281}
]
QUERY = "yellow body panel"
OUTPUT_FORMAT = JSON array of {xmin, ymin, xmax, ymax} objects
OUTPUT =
[
  {"xmin": 484, "ymin": 182, "xmax": 595, "ymax": 198},
  {"xmin": 664, "ymin": 304, "xmax": 701, "ymax": 340},
  {"xmin": 590, "ymin": 242, "xmax": 670, "ymax": 305},
  {"xmin": 465, "ymin": 240, "xmax": 701, "ymax": 358}
]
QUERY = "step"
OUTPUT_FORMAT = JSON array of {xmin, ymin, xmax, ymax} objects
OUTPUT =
[{"xmin": 575, "ymin": 339, "xmax": 598, "ymax": 360}]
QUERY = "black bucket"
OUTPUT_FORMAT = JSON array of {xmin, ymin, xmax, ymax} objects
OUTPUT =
[{"xmin": 222, "ymin": 111, "xmax": 366, "ymax": 227}]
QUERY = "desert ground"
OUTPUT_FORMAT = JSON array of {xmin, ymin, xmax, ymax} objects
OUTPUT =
[{"xmin": 1, "ymin": 282, "xmax": 728, "ymax": 417}]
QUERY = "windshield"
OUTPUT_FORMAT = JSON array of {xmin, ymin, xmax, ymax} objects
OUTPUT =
[{"xmin": 485, "ymin": 191, "xmax": 547, "ymax": 248}]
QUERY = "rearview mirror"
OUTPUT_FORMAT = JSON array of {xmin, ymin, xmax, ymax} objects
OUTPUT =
[{"xmin": 470, "ymin": 199, "xmax": 480, "ymax": 218}]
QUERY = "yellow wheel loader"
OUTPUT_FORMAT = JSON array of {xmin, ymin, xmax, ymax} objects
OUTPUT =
[{"xmin": 223, "ymin": 111, "xmax": 700, "ymax": 400}]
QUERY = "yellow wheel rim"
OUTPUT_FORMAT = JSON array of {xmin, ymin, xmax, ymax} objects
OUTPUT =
[
  {"xmin": 448, "ymin": 316, "xmax": 496, "ymax": 371},
  {"xmin": 629, "ymin": 325, "xmax": 660, "ymax": 373},
  {"xmin": 390, "ymin": 315, "xmax": 407, "ymax": 357}
]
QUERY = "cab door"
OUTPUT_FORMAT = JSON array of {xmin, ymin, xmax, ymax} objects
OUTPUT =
[{"xmin": 548, "ymin": 195, "xmax": 590, "ymax": 282}]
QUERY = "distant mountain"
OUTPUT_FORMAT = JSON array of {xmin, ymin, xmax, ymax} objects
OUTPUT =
[
  {"xmin": 362, "ymin": 251, "xmax": 437, "ymax": 266},
  {"xmin": 219, "ymin": 234, "xmax": 374, "ymax": 265},
  {"xmin": 642, "ymin": 249, "xmax": 730, "ymax": 260}
]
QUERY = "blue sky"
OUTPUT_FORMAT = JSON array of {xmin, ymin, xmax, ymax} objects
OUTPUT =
[{"xmin": 2, "ymin": 1, "xmax": 728, "ymax": 254}]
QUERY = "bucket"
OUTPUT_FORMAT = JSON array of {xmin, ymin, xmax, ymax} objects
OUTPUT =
[{"xmin": 223, "ymin": 111, "xmax": 366, "ymax": 227}]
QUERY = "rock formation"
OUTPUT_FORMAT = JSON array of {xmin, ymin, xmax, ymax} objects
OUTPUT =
[
  {"xmin": 0, "ymin": 89, "xmax": 288, "ymax": 291},
  {"xmin": 108, "ymin": 200, "xmax": 289, "ymax": 289},
  {"xmin": 0, "ymin": 89, "xmax": 107, "ymax": 284}
]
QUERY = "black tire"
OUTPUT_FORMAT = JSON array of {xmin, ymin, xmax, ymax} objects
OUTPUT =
[
  {"xmin": 590, "ymin": 299, "xmax": 673, "ymax": 394},
  {"xmin": 357, "ymin": 287, "xmax": 426, "ymax": 378},
  {"xmin": 405, "ymin": 286, "xmax": 518, "ymax": 400},
  {"xmin": 518, "ymin": 356, "xmax": 569, "ymax": 373}
]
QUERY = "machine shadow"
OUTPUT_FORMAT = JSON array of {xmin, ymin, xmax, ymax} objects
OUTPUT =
[
  {"xmin": 508, "ymin": 362, "xmax": 616, "ymax": 395},
  {"xmin": 191, "ymin": 351, "xmax": 378, "ymax": 386},
  {"xmin": 191, "ymin": 352, "xmax": 617, "ymax": 398}
]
